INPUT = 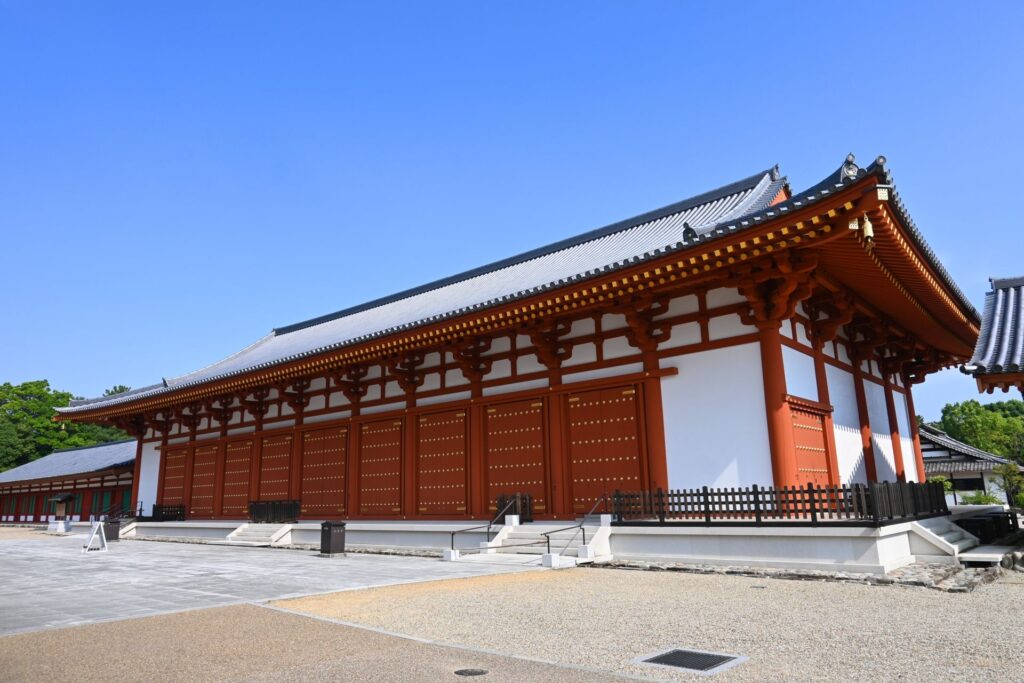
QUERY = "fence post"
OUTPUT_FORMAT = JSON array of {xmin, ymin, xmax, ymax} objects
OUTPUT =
[
  {"xmin": 702, "ymin": 486, "xmax": 711, "ymax": 525},
  {"xmin": 752, "ymin": 484, "xmax": 762, "ymax": 524},
  {"xmin": 869, "ymin": 482, "xmax": 882, "ymax": 526},
  {"xmin": 807, "ymin": 482, "xmax": 818, "ymax": 526},
  {"xmin": 612, "ymin": 489, "xmax": 622, "ymax": 523},
  {"xmin": 656, "ymin": 488, "xmax": 666, "ymax": 524}
]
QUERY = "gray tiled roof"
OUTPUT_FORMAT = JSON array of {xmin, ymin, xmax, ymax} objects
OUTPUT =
[
  {"xmin": 60, "ymin": 155, "xmax": 976, "ymax": 414},
  {"xmin": 0, "ymin": 440, "xmax": 136, "ymax": 485},
  {"xmin": 918, "ymin": 424, "xmax": 1020, "ymax": 475},
  {"xmin": 964, "ymin": 277, "xmax": 1024, "ymax": 376}
]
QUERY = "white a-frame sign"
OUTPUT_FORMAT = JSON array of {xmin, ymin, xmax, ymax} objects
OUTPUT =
[{"xmin": 82, "ymin": 522, "xmax": 108, "ymax": 554}]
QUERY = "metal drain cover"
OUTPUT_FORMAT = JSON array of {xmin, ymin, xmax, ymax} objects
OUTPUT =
[
  {"xmin": 454, "ymin": 669, "xmax": 488, "ymax": 677},
  {"xmin": 637, "ymin": 648, "xmax": 745, "ymax": 675}
]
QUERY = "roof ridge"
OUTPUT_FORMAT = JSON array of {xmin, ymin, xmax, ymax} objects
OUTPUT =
[
  {"xmin": 992, "ymin": 276, "xmax": 1024, "ymax": 289},
  {"xmin": 272, "ymin": 167, "xmax": 776, "ymax": 336}
]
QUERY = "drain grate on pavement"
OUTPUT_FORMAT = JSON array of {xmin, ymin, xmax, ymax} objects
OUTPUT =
[{"xmin": 635, "ymin": 648, "xmax": 746, "ymax": 675}]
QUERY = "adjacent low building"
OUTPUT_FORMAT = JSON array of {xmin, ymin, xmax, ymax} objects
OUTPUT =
[
  {"xmin": 0, "ymin": 441, "xmax": 136, "ymax": 523},
  {"xmin": 920, "ymin": 424, "xmax": 1022, "ymax": 506}
]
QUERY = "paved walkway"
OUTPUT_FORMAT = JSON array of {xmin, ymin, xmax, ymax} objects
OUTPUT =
[{"xmin": 0, "ymin": 533, "xmax": 535, "ymax": 636}]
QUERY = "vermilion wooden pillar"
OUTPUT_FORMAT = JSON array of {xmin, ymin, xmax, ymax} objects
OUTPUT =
[
  {"xmin": 468, "ymin": 395, "xmax": 487, "ymax": 519},
  {"xmin": 759, "ymin": 324, "xmax": 798, "ymax": 489},
  {"xmin": 212, "ymin": 441, "xmax": 227, "ymax": 517},
  {"xmin": 884, "ymin": 383, "xmax": 907, "ymax": 481},
  {"xmin": 812, "ymin": 343, "xmax": 842, "ymax": 486},
  {"xmin": 638, "ymin": 358, "xmax": 671, "ymax": 491},
  {"xmin": 851, "ymin": 363, "xmax": 879, "ymax": 482},
  {"xmin": 903, "ymin": 383, "xmax": 927, "ymax": 482}
]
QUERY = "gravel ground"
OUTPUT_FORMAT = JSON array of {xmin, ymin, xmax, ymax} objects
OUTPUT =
[
  {"xmin": 0, "ymin": 603, "xmax": 628, "ymax": 683},
  {"xmin": 276, "ymin": 567, "xmax": 1024, "ymax": 682}
]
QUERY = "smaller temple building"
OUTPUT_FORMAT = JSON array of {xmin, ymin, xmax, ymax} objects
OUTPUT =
[
  {"xmin": 0, "ymin": 441, "xmax": 136, "ymax": 523},
  {"xmin": 920, "ymin": 424, "xmax": 1022, "ymax": 506}
]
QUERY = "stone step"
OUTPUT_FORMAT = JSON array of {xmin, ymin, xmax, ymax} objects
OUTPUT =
[{"xmin": 497, "ymin": 546, "xmax": 579, "ymax": 557}]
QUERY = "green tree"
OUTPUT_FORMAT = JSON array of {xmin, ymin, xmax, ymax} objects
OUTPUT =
[
  {"xmin": 938, "ymin": 400, "xmax": 1024, "ymax": 463},
  {"xmin": 0, "ymin": 380, "xmax": 129, "ymax": 473},
  {"xmin": 103, "ymin": 385, "xmax": 132, "ymax": 397},
  {"xmin": 992, "ymin": 462, "xmax": 1024, "ymax": 507}
]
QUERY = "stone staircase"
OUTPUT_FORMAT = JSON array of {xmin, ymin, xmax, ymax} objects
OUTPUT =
[
  {"xmin": 448, "ymin": 519, "xmax": 612, "ymax": 569},
  {"xmin": 911, "ymin": 517, "xmax": 980, "ymax": 560},
  {"xmin": 497, "ymin": 524, "xmax": 598, "ymax": 560},
  {"xmin": 216, "ymin": 523, "xmax": 291, "ymax": 547}
]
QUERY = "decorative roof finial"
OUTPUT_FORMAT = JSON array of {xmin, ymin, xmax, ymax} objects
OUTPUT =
[
  {"xmin": 682, "ymin": 223, "xmax": 697, "ymax": 244},
  {"xmin": 841, "ymin": 153, "xmax": 859, "ymax": 180}
]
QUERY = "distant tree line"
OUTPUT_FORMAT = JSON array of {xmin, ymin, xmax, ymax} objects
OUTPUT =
[
  {"xmin": 0, "ymin": 380, "xmax": 129, "ymax": 473},
  {"xmin": 932, "ymin": 399, "xmax": 1024, "ymax": 464}
]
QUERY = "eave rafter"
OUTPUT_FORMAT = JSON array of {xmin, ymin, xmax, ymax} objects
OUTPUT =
[{"xmin": 59, "ymin": 172, "xmax": 974, "ymax": 422}]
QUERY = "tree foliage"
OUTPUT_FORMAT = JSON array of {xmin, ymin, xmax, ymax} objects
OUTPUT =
[
  {"xmin": 937, "ymin": 399, "xmax": 1024, "ymax": 463},
  {"xmin": 0, "ymin": 380, "xmax": 128, "ymax": 473}
]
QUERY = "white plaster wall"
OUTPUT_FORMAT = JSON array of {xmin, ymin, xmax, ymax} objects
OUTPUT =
[
  {"xmin": 601, "ymin": 313, "xmax": 628, "ymax": 330},
  {"xmin": 362, "ymin": 401, "xmax": 406, "ymax": 415},
  {"xmin": 482, "ymin": 378, "xmax": 548, "ymax": 397},
  {"xmin": 486, "ymin": 358, "xmax": 513, "ymax": 380},
  {"xmin": 304, "ymin": 410, "xmax": 351, "ymax": 424},
  {"xmin": 417, "ymin": 390, "xmax": 473, "ymax": 407},
  {"xmin": 306, "ymin": 395, "xmax": 326, "ymax": 412},
  {"xmin": 660, "ymin": 322, "xmax": 702, "ymax": 350},
  {"xmin": 893, "ymin": 391, "xmax": 919, "ymax": 482},
  {"xmin": 565, "ymin": 318, "xmax": 595, "ymax": 339},
  {"xmin": 563, "ymin": 342, "xmax": 597, "ymax": 367},
  {"xmin": 517, "ymin": 353, "xmax": 547, "ymax": 376},
  {"xmin": 825, "ymin": 365, "xmax": 868, "ymax": 485},
  {"xmin": 419, "ymin": 372, "xmax": 441, "ymax": 393},
  {"xmin": 705, "ymin": 287, "xmax": 746, "ymax": 308},
  {"xmin": 864, "ymin": 381, "xmax": 898, "ymax": 481},
  {"xmin": 602, "ymin": 335, "xmax": 638, "ymax": 360},
  {"xmin": 781, "ymin": 345, "xmax": 818, "ymax": 402},
  {"xmin": 660, "ymin": 343, "xmax": 774, "ymax": 488},
  {"xmin": 562, "ymin": 362, "xmax": 644, "ymax": 385},
  {"xmin": 137, "ymin": 440, "xmax": 161, "ymax": 516},
  {"xmin": 707, "ymin": 313, "xmax": 756, "ymax": 341},
  {"xmin": 655, "ymin": 294, "xmax": 699, "ymax": 319},
  {"xmin": 445, "ymin": 369, "xmax": 470, "ymax": 387}
]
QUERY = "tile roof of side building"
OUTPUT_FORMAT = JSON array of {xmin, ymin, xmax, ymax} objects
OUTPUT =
[
  {"xmin": 0, "ymin": 440, "xmax": 136, "ymax": 485},
  {"xmin": 964, "ymin": 276, "xmax": 1024, "ymax": 376},
  {"xmin": 59, "ymin": 155, "xmax": 978, "ymax": 414}
]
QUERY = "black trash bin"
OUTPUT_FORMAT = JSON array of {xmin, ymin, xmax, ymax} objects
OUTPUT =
[
  {"xmin": 320, "ymin": 521, "xmax": 346, "ymax": 556},
  {"xmin": 104, "ymin": 519, "xmax": 121, "ymax": 542}
]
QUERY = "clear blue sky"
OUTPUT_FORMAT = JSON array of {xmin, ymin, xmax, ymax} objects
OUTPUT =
[{"xmin": 2, "ymin": 3, "xmax": 1021, "ymax": 421}]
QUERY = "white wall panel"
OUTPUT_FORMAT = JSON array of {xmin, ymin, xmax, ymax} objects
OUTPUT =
[
  {"xmin": 660, "ymin": 343, "xmax": 773, "ymax": 488},
  {"xmin": 707, "ymin": 313, "xmax": 756, "ymax": 340},
  {"xmin": 864, "ymin": 381, "xmax": 897, "ymax": 481},
  {"xmin": 782, "ymin": 346, "xmax": 818, "ymax": 402},
  {"xmin": 563, "ymin": 342, "xmax": 597, "ymax": 367},
  {"xmin": 137, "ymin": 440, "xmax": 160, "ymax": 515},
  {"xmin": 562, "ymin": 362, "xmax": 644, "ymax": 385},
  {"xmin": 603, "ymin": 335, "xmax": 639, "ymax": 360},
  {"xmin": 705, "ymin": 287, "xmax": 746, "ymax": 308},
  {"xmin": 517, "ymin": 353, "xmax": 546, "ymax": 376},
  {"xmin": 660, "ymin": 322, "xmax": 702, "ymax": 350},
  {"xmin": 655, "ymin": 294, "xmax": 699, "ymax": 319},
  {"xmin": 825, "ymin": 365, "xmax": 867, "ymax": 485},
  {"xmin": 893, "ymin": 391, "xmax": 919, "ymax": 482}
]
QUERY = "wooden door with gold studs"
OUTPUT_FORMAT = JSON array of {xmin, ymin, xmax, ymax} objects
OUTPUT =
[
  {"xmin": 566, "ymin": 385, "xmax": 644, "ymax": 514},
  {"xmin": 160, "ymin": 446, "xmax": 188, "ymax": 506},
  {"xmin": 790, "ymin": 403, "xmax": 832, "ymax": 487},
  {"xmin": 188, "ymin": 443, "xmax": 218, "ymax": 517},
  {"xmin": 300, "ymin": 426, "xmax": 348, "ymax": 518},
  {"xmin": 415, "ymin": 409, "xmax": 469, "ymax": 516},
  {"xmin": 222, "ymin": 439, "xmax": 254, "ymax": 518},
  {"xmin": 357, "ymin": 418, "xmax": 404, "ymax": 516},
  {"xmin": 484, "ymin": 398, "xmax": 550, "ymax": 516},
  {"xmin": 258, "ymin": 434, "xmax": 292, "ymax": 500}
]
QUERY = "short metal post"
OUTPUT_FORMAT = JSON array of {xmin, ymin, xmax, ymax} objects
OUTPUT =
[{"xmin": 702, "ymin": 486, "xmax": 711, "ymax": 525}]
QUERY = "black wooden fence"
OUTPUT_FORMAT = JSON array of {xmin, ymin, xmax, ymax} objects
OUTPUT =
[
  {"xmin": 151, "ymin": 504, "xmax": 186, "ymax": 522},
  {"xmin": 610, "ymin": 481, "xmax": 948, "ymax": 527},
  {"xmin": 248, "ymin": 499, "xmax": 301, "ymax": 524}
]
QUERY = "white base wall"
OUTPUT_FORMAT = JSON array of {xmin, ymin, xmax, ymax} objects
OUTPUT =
[{"xmin": 608, "ymin": 523, "xmax": 926, "ymax": 574}]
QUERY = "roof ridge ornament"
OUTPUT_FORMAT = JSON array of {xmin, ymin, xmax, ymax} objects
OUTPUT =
[{"xmin": 840, "ymin": 153, "xmax": 859, "ymax": 180}]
